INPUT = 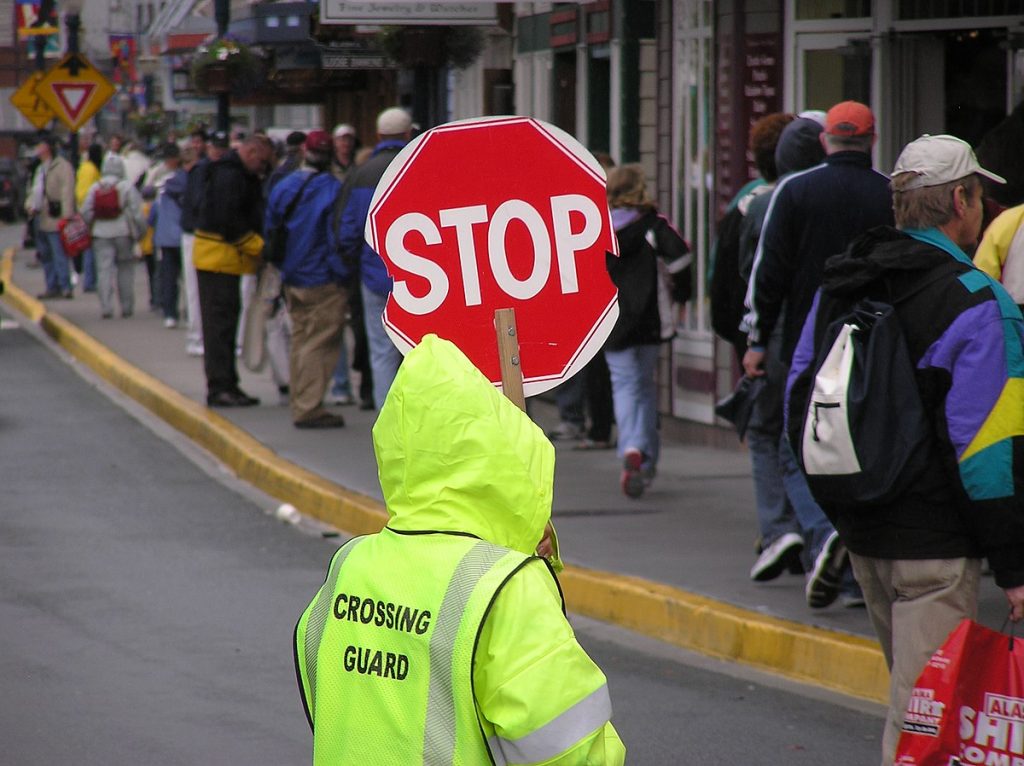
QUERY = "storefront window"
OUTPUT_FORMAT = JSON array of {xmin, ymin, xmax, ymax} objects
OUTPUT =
[
  {"xmin": 795, "ymin": 0, "xmax": 871, "ymax": 19},
  {"xmin": 803, "ymin": 43, "xmax": 871, "ymax": 110},
  {"xmin": 898, "ymin": 0, "xmax": 1024, "ymax": 18}
]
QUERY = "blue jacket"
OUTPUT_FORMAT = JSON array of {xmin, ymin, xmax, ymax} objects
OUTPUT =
[
  {"xmin": 333, "ymin": 140, "xmax": 406, "ymax": 296},
  {"xmin": 266, "ymin": 167, "xmax": 347, "ymax": 288},
  {"xmin": 745, "ymin": 151, "xmax": 893, "ymax": 363},
  {"xmin": 149, "ymin": 169, "xmax": 186, "ymax": 249}
]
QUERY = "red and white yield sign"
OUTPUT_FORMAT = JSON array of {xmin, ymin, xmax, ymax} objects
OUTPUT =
[{"xmin": 365, "ymin": 116, "xmax": 619, "ymax": 396}]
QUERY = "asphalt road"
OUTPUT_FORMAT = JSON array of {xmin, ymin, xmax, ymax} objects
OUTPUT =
[{"xmin": 0, "ymin": 313, "xmax": 884, "ymax": 764}]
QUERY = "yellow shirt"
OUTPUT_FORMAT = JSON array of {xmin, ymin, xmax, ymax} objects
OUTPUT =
[
  {"xmin": 974, "ymin": 204, "xmax": 1024, "ymax": 303},
  {"xmin": 75, "ymin": 161, "xmax": 100, "ymax": 209}
]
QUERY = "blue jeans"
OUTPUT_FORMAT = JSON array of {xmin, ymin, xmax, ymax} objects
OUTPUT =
[
  {"xmin": 748, "ymin": 427, "xmax": 800, "ymax": 545},
  {"xmin": 553, "ymin": 375, "xmax": 585, "ymax": 429},
  {"xmin": 82, "ymin": 247, "xmax": 96, "ymax": 291},
  {"xmin": 36, "ymin": 226, "xmax": 71, "ymax": 293},
  {"xmin": 605, "ymin": 344, "xmax": 660, "ymax": 469},
  {"xmin": 362, "ymin": 283, "xmax": 402, "ymax": 410},
  {"xmin": 747, "ymin": 328, "xmax": 800, "ymax": 546},
  {"xmin": 778, "ymin": 433, "xmax": 836, "ymax": 561},
  {"xmin": 331, "ymin": 337, "xmax": 352, "ymax": 397}
]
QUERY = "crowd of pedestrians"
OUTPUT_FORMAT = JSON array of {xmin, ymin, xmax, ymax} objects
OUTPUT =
[
  {"xmin": 16, "ymin": 99, "xmax": 1024, "ymax": 766},
  {"xmin": 20, "ymin": 111, "xmax": 419, "ymax": 424}
]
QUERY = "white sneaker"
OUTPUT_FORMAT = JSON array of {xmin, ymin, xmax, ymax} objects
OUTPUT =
[
  {"xmin": 325, "ymin": 390, "xmax": 354, "ymax": 406},
  {"xmin": 163, "ymin": 317, "xmax": 177, "ymax": 329},
  {"xmin": 547, "ymin": 421, "xmax": 584, "ymax": 441},
  {"xmin": 750, "ymin": 532, "xmax": 804, "ymax": 582},
  {"xmin": 186, "ymin": 341, "xmax": 204, "ymax": 357}
]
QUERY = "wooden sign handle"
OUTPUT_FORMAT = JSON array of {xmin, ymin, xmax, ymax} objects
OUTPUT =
[{"xmin": 494, "ymin": 308, "xmax": 526, "ymax": 412}]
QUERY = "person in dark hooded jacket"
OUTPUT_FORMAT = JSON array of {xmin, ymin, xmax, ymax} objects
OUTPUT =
[
  {"xmin": 742, "ymin": 101, "xmax": 893, "ymax": 610},
  {"xmin": 738, "ymin": 114, "xmax": 825, "ymax": 585},
  {"xmin": 603, "ymin": 164, "xmax": 691, "ymax": 499},
  {"xmin": 786, "ymin": 134, "xmax": 1024, "ymax": 766}
]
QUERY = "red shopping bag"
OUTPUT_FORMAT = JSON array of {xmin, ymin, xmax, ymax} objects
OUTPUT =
[
  {"xmin": 58, "ymin": 213, "xmax": 92, "ymax": 258},
  {"xmin": 895, "ymin": 618, "xmax": 1024, "ymax": 766}
]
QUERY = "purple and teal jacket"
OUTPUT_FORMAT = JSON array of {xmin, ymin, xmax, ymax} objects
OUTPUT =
[{"xmin": 786, "ymin": 225, "xmax": 1024, "ymax": 589}]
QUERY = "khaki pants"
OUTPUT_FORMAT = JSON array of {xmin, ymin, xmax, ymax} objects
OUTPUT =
[
  {"xmin": 284, "ymin": 283, "xmax": 347, "ymax": 423},
  {"xmin": 849, "ymin": 554, "xmax": 981, "ymax": 766}
]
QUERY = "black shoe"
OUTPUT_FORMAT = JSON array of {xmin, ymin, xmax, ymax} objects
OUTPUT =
[
  {"xmin": 806, "ymin": 531, "xmax": 848, "ymax": 609},
  {"xmin": 230, "ymin": 389, "xmax": 259, "ymax": 406},
  {"xmin": 36, "ymin": 289, "xmax": 61, "ymax": 299},
  {"xmin": 62, "ymin": 290, "xmax": 74, "ymax": 299},
  {"xmin": 207, "ymin": 390, "xmax": 260, "ymax": 408},
  {"xmin": 295, "ymin": 412, "xmax": 345, "ymax": 429},
  {"xmin": 359, "ymin": 398, "xmax": 375, "ymax": 411},
  {"xmin": 750, "ymin": 532, "xmax": 804, "ymax": 582}
]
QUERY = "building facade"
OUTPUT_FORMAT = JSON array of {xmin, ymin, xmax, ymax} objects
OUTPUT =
[{"xmin": 650, "ymin": 0, "xmax": 1024, "ymax": 430}]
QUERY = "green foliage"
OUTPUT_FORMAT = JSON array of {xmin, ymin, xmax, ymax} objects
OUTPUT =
[
  {"xmin": 189, "ymin": 37, "xmax": 265, "ymax": 96},
  {"xmin": 375, "ymin": 26, "xmax": 486, "ymax": 70},
  {"xmin": 127, "ymin": 108, "xmax": 170, "ymax": 141}
]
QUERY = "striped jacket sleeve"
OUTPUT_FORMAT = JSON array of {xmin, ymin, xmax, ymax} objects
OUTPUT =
[{"xmin": 918, "ymin": 278, "xmax": 1024, "ymax": 588}]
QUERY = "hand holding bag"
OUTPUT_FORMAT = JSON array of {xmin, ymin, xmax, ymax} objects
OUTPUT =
[
  {"xmin": 57, "ymin": 214, "xmax": 92, "ymax": 258},
  {"xmin": 714, "ymin": 375, "xmax": 766, "ymax": 441},
  {"xmin": 894, "ymin": 618, "xmax": 1024, "ymax": 765}
]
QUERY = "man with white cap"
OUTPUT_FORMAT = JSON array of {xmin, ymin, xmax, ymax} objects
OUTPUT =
[
  {"xmin": 331, "ymin": 123, "xmax": 357, "ymax": 182},
  {"xmin": 786, "ymin": 134, "xmax": 1024, "ymax": 766},
  {"xmin": 334, "ymin": 106, "xmax": 414, "ymax": 410}
]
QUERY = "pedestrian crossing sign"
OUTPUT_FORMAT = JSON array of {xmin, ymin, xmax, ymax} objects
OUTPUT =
[
  {"xmin": 9, "ymin": 71, "xmax": 55, "ymax": 129},
  {"xmin": 34, "ymin": 53, "xmax": 116, "ymax": 132}
]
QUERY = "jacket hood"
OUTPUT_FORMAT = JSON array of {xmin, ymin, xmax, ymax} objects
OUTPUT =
[
  {"xmin": 774, "ymin": 118, "xmax": 825, "ymax": 177},
  {"xmin": 822, "ymin": 226, "xmax": 951, "ymax": 297},
  {"xmin": 162, "ymin": 169, "xmax": 187, "ymax": 202},
  {"xmin": 372, "ymin": 335, "xmax": 554, "ymax": 554},
  {"xmin": 611, "ymin": 208, "xmax": 658, "ymax": 254},
  {"xmin": 101, "ymin": 154, "xmax": 126, "ymax": 180}
]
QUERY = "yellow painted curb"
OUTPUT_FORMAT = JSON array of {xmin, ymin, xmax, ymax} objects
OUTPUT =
[
  {"xmin": 560, "ymin": 567, "xmax": 887, "ymax": 703},
  {"xmin": 2, "ymin": 247, "xmax": 889, "ymax": 705}
]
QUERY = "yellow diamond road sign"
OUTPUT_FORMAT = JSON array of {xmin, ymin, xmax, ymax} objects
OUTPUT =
[
  {"xmin": 35, "ymin": 53, "xmax": 116, "ymax": 132},
  {"xmin": 9, "ymin": 71, "xmax": 55, "ymax": 130}
]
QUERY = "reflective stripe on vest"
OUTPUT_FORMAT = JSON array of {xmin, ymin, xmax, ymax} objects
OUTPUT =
[
  {"xmin": 300, "ymin": 534, "xmax": 533, "ymax": 764},
  {"xmin": 423, "ymin": 540, "xmax": 510, "ymax": 764},
  {"xmin": 302, "ymin": 536, "xmax": 367, "ymax": 716},
  {"xmin": 488, "ymin": 683, "xmax": 613, "ymax": 765}
]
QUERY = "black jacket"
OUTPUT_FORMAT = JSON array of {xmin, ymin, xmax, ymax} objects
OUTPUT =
[
  {"xmin": 746, "ymin": 151, "xmax": 894, "ymax": 364},
  {"xmin": 605, "ymin": 209, "xmax": 691, "ymax": 350},
  {"xmin": 787, "ymin": 227, "xmax": 1024, "ymax": 587},
  {"xmin": 191, "ymin": 151, "xmax": 264, "ymax": 242}
]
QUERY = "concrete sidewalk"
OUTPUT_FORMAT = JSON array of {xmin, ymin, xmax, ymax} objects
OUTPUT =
[{"xmin": 0, "ymin": 224, "xmax": 1010, "ymax": 705}]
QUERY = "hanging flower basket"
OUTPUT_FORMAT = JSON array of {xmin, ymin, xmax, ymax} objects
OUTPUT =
[
  {"xmin": 190, "ymin": 36, "xmax": 266, "ymax": 97},
  {"xmin": 376, "ymin": 26, "xmax": 486, "ymax": 70}
]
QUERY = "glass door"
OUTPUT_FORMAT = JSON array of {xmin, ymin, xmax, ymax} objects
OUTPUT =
[{"xmin": 794, "ymin": 32, "xmax": 873, "ymax": 113}]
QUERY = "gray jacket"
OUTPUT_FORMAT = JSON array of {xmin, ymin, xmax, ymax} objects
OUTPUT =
[{"xmin": 81, "ymin": 155, "xmax": 147, "ymax": 240}]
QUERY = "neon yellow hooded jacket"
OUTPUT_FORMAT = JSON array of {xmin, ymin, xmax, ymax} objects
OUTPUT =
[{"xmin": 296, "ymin": 334, "xmax": 625, "ymax": 765}]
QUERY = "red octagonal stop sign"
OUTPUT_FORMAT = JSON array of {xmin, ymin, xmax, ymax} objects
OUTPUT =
[{"xmin": 366, "ymin": 116, "xmax": 619, "ymax": 396}]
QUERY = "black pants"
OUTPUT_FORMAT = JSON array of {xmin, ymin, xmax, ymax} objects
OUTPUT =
[
  {"xmin": 347, "ymin": 275, "xmax": 373, "ymax": 403},
  {"xmin": 159, "ymin": 247, "xmax": 182, "ymax": 320},
  {"xmin": 584, "ymin": 350, "xmax": 614, "ymax": 442},
  {"xmin": 196, "ymin": 269, "xmax": 241, "ymax": 397}
]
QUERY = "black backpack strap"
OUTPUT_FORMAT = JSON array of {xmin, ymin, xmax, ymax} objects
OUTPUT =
[{"xmin": 282, "ymin": 171, "xmax": 321, "ymax": 224}]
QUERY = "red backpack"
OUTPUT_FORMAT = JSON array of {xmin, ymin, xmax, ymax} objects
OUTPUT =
[{"xmin": 93, "ymin": 184, "xmax": 122, "ymax": 220}]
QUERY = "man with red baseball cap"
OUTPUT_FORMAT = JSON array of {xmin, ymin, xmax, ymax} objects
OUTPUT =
[
  {"xmin": 823, "ymin": 100, "xmax": 875, "ymax": 137},
  {"xmin": 265, "ymin": 129, "xmax": 349, "ymax": 428},
  {"xmin": 743, "ymin": 99, "xmax": 894, "ymax": 611}
]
